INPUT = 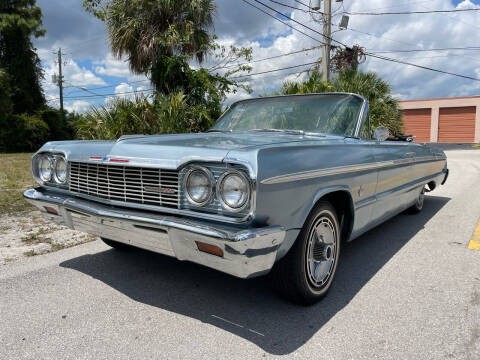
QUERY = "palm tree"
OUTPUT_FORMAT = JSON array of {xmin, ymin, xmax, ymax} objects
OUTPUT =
[
  {"xmin": 280, "ymin": 69, "xmax": 404, "ymax": 136},
  {"xmin": 104, "ymin": 0, "xmax": 215, "ymax": 83}
]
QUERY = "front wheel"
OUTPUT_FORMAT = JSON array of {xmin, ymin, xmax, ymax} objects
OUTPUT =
[{"xmin": 272, "ymin": 201, "xmax": 341, "ymax": 305}]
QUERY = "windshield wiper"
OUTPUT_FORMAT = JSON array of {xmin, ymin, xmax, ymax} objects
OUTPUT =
[
  {"xmin": 248, "ymin": 129, "xmax": 325, "ymax": 137},
  {"xmin": 206, "ymin": 129, "xmax": 232, "ymax": 133}
]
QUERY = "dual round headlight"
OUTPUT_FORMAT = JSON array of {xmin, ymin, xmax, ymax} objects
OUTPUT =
[
  {"xmin": 34, "ymin": 154, "xmax": 68, "ymax": 185},
  {"xmin": 38, "ymin": 155, "xmax": 53, "ymax": 182},
  {"xmin": 183, "ymin": 167, "xmax": 250, "ymax": 212},
  {"xmin": 216, "ymin": 171, "xmax": 249, "ymax": 211},
  {"xmin": 184, "ymin": 167, "xmax": 214, "ymax": 206}
]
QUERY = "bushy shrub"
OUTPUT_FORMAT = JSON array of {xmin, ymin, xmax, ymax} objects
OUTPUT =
[
  {"xmin": 0, "ymin": 107, "xmax": 75, "ymax": 152},
  {"xmin": 38, "ymin": 108, "xmax": 74, "ymax": 141},
  {"xmin": 74, "ymin": 93, "xmax": 214, "ymax": 140},
  {"xmin": 0, "ymin": 113, "xmax": 49, "ymax": 152}
]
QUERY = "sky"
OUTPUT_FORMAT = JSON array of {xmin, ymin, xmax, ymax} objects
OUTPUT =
[{"xmin": 33, "ymin": 0, "xmax": 480, "ymax": 113}]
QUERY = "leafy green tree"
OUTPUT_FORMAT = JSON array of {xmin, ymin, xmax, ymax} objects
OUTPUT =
[
  {"xmin": 280, "ymin": 69, "xmax": 404, "ymax": 136},
  {"xmin": 0, "ymin": 1, "xmax": 78, "ymax": 152},
  {"xmin": 0, "ymin": 0, "xmax": 46, "ymax": 114},
  {"xmin": 0, "ymin": 69, "xmax": 12, "ymax": 116},
  {"xmin": 84, "ymin": 0, "xmax": 215, "ymax": 65},
  {"xmin": 82, "ymin": 0, "xmax": 252, "ymax": 135}
]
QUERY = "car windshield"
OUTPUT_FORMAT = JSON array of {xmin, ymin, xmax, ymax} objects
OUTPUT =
[{"xmin": 211, "ymin": 94, "xmax": 364, "ymax": 137}]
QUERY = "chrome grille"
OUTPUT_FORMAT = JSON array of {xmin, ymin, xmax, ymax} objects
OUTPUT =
[{"xmin": 69, "ymin": 162, "xmax": 179, "ymax": 208}]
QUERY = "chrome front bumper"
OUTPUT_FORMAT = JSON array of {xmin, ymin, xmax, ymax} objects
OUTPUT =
[{"xmin": 24, "ymin": 189, "xmax": 285, "ymax": 278}]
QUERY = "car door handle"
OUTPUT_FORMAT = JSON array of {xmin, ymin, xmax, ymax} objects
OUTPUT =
[{"xmin": 405, "ymin": 152, "xmax": 415, "ymax": 158}]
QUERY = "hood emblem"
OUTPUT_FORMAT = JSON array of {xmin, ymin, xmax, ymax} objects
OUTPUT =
[
  {"xmin": 89, "ymin": 156, "xmax": 129, "ymax": 163},
  {"xmin": 143, "ymin": 186, "xmax": 176, "ymax": 194}
]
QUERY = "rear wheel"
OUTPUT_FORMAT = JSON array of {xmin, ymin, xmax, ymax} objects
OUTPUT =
[
  {"xmin": 407, "ymin": 186, "xmax": 426, "ymax": 214},
  {"xmin": 272, "ymin": 201, "xmax": 341, "ymax": 305},
  {"xmin": 101, "ymin": 238, "xmax": 134, "ymax": 250}
]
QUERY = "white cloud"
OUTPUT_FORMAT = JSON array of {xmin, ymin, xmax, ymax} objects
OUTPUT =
[
  {"xmin": 211, "ymin": 0, "xmax": 480, "ymax": 100},
  {"xmin": 104, "ymin": 82, "xmax": 151, "ymax": 104},
  {"xmin": 94, "ymin": 53, "xmax": 131, "ymax": 78},
  {"xmin": 38, "ymin": 48, "xmax": 106, "ymax": 106},
  {"xmin": 93, "ymin": 53, "xmax": 148, "ymax": 83},
  {"xmin": 64, "ymin": 100, "xmax": 92, "ymax": 113},
  {"xmin": 115, "ymin": 82, "xmax": 134, "ymax": 96},
  {"xmin": 37, "ymin": 0, "xmax": 480, "ymax": 108}
]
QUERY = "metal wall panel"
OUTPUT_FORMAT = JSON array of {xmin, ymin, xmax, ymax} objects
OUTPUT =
[
  {"xmin": 438, "ymin": 106, "xmax": 476, "ymax": 142},
  {"xmin": 401, "ymin": 108, "xmax": 431, "ymax": 142}
]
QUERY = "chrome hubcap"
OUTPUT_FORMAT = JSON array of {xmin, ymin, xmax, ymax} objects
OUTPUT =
[{"xmin": 306, "ymin": 216, "xmax": 337, "ymax": 288}]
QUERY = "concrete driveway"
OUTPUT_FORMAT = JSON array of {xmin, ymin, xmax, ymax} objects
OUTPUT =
[{"xmin": 1, "ymin": 149, "xmax": 479, "ymax": 359}]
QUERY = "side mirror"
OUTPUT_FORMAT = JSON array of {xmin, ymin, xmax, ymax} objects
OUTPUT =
[{"xmin": 374, "ymin": 126, "xmax": 389, "ymax": 141}]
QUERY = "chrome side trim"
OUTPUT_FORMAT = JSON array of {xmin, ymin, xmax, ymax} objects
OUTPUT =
[{"xmin": 261, "ymin": 156, "xmax": 444, "ymax": 185}]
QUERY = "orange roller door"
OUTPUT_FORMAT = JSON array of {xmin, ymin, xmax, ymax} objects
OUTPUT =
[
  {"xmin": 402, "ymin": 109, "xmax": 431, "ymax": 142},
  {"xmin": 438, "ymin": 107, "xmax": 475, "ymax": 142}
]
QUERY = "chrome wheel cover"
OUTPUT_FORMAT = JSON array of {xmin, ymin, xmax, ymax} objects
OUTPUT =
[{"xmin": 305, "ymin": 215, "xmax": 337, "ymax": 288}]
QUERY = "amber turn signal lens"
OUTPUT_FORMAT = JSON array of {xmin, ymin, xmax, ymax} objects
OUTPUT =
[{"xmin": 196, "ymin": 241, "xmax": 224, "ymax": 257}]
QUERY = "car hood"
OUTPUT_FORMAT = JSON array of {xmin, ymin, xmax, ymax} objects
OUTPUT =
[{"xmin": 39, "ymin": 132, "xmax": 343, "ymax": 170}]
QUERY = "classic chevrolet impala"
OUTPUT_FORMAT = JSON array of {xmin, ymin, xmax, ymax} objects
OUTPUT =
[{"xmin": 24, "ymin": 93, "xmax": 448, "ymax": 305}]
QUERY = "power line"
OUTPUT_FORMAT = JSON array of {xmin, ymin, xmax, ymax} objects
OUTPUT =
[
  {"xmin": 47, "ymin": 88, "xmax": 155, "ymax": 102},
  {"xmin": 229, "ymin": 61, "xmax": 317, "ymax": 79},
  {"xmin": 239, "ymin": 0, "xmax": 328, "ymax": 45},
  {"xmin": 219, "ymin": 45, "xmax": 322, "ymax": 70},
  {"xmin": 418, "ymin": 3, "xmax": 480, "ymax": 31},
  {"xmin": 267, "ymin": 0, "xmax": 310, "ymax": 13},
  {"xmin": 346, "ymin": 8, "xmax": 480, "ymax": 16},
  {"xmin": 355, "ymin": 0, "xmax": 445, "ymax": 13},
  {"xmin": 241, "ymin": 0, "xmax": 480, "ymax": 83},
  {"xmin": 244, "ymin": 0, "xmax": 345, "ymax": 47},
  {"xmin": 64, "ymin": 81, "xmax": 103, "ymax": 96},
  {"xmin": 368, "ymin": 53, "xmax": 480, "ymax": 63},
  {"xmin": 366, "ymin": 52, "xmax": 480, "ymax": 82},
  {"xmin": 292, "ymin": 0, "xmax": 311, "ymax": 9},
  {"xmin": 338, "ymin": 25, "xmax": 419, "ymax": 48},
  {"xmin": 370, "ymin": 46, "xmax": 480, "ymax": 54},
  {"xmin": 75, "ymin": 79, "xmax": 150, "ymax": 91}
]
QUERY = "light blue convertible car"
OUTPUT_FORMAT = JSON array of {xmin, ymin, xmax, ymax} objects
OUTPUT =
[{"xmin": 24, "ymin": 93, "xmax": 448, "ymax": 305}]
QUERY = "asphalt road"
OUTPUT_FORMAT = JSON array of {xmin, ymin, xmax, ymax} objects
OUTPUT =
[{"xmin": 1, "ymin": 149, "xmax": 480, "ymax": 360}]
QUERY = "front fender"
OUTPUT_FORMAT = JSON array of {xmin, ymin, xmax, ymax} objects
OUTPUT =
[{"xmin": 275, "ymin": 185, "xmax": 355, "ymax": 261}]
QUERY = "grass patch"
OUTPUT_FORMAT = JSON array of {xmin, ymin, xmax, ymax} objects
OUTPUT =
[
  {"xmin": 474, "ymin": 144, "xmax": 480, "ymax": 149},
  {"xmin": 21, "ymin": 233, "xmax": 41, "ymax": 245},
  {"xmin": 0, "ymin": 153, "xmax": 36, "ymax": 215},
  {"xmin": 21, "ymin": 235, "xmax": 96, "ymax": 257}
]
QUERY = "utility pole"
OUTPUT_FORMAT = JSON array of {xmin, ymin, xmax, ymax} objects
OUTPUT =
[
  {"xmin": 322, "ymin": 0, "xmax": 332, "ymax": 82},
  {"xmin": 57, "ymin": 48, "xmax": 65, "ymax": 120}
]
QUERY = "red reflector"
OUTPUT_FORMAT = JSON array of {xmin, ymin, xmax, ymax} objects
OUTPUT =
[
  {"xmin": 109, "ymin": 158, "xmax": 129, "ymax": 163},
  {"xmin": 196, "ymin": 241, "xmax": 224, "ymax": 257},
  {"xmin": 44, "ymin": 206, "xmax": 58, "ymax": 215}
]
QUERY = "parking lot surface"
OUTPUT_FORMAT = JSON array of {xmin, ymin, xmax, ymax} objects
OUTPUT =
[{"xmin": 1, "ymin": 149, "xmax": 480, "ymax": 359}]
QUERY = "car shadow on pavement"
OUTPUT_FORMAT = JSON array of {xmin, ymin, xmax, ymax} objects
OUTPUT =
[{"xmin": 60, "ymin": 195, "xmax": 449, "ymax": 355}]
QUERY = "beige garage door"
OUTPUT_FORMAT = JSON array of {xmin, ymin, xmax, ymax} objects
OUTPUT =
[
  {"xmin": 438, "ymin": 107, "xmax": 476, "ymax": 142},
  {"xmin": 402, "ymin": 109, "xmax": 431, "ymax": 142}
]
